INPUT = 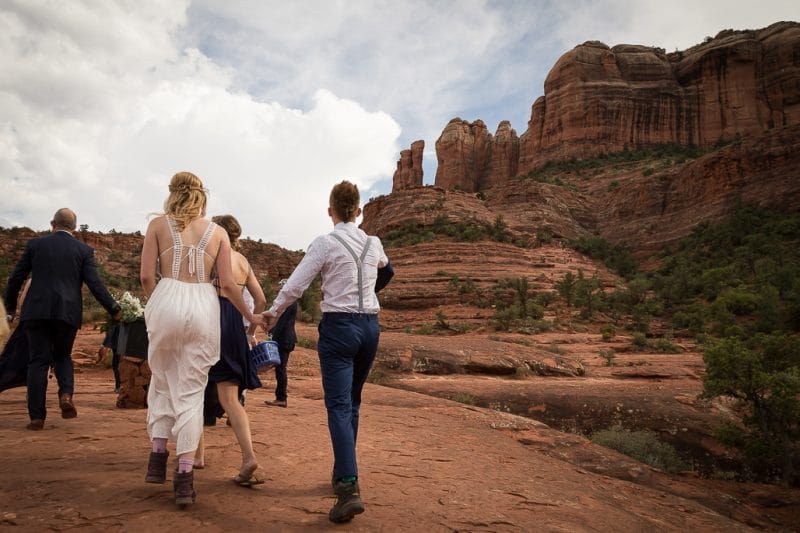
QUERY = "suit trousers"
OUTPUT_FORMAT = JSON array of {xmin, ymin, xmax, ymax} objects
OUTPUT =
[
  {"xmin": 25, "ymin": 320, "xmax": 78, "ymax": 421},
  {"xmin": 317, "ymin": 312, "xmax": 379, "ymax": 481},
  {"xmin": 273, "ymin": 347, "xmax": 292, "ymax": 401}
]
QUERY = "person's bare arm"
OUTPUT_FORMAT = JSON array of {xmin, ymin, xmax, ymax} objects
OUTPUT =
[
  {"xmin": 140, "ymin": 219, "xmax": 159, "ymax": 298},
  {"xmin": 244, "ymin": 264, "xmax": 267, "ymax": 336},
  {"xmin": 215, "ymin": 231, "xmax": 261, "ymax": 327}
]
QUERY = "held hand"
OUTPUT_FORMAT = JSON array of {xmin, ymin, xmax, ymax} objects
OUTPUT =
[
  {"xmin": 262, "ymin": 310, "xmax": 277, "ymax": 331},
  {"xmin": 113, "ymin": 311, "xmax": 122, "ymax": 322},
  {"xmin": 247, "ymin": 313, "xmax": 265, "ymax": 330}
]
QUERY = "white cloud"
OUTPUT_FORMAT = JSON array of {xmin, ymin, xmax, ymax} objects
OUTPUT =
[
  {"xmin": 1, "ymin": 0, "xmax": 796, "ymax": 251},
  {"xmin": 0, "ymin": 0, "xmax": 401, "ymax": 250},
  {"xmin": 551, "ymin": 0, "xmax": 800, "ymax": 53}
]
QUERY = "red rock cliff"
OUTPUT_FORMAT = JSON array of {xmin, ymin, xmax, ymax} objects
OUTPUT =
[
  {"xmin": 519, "ymin": 21, "xmax": 800, "ymax": 173},
  {"xmin": 392, "ymin": 140, "xmax": 425, "ymax": 192},
  {"xmin": 433, "ymin": 22, "xmax": 800, "ymax": 190}
]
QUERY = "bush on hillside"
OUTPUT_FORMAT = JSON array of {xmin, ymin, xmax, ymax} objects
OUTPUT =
[{"xmin": 590, "ymin": 426, "xmax": 688, "ymax": 473}]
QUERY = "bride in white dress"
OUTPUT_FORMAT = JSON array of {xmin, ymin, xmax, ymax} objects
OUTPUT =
[{"xmin": 139, "ymin": 171, "xmax": 261, "ymax": 506}]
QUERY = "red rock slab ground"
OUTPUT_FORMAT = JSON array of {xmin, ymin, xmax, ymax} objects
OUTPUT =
[{"xmin": 0, "ymin": 345, "xmax": 753, "ymax": 532}]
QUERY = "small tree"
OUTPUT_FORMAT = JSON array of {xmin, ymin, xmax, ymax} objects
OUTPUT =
[
  {"xmin": 574, "ymin": 271, "xmax": 603, "ymax": 319},
  {"xmin": 556, "ymin": 272, "xmax": 576, "ymax": 307},
  {"xmin": 702, "ymin": 334, "xmax": 800, "ymax": 485}
]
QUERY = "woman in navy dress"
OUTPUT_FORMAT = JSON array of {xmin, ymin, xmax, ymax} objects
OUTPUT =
[{"xmin": 208, "ymin": 214, "xmax": 267, "ymax": 485}]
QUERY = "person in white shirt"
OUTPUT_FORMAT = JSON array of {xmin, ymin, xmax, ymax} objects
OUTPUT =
[{"xmin": 263, "ymin": 180, "xmax": 393, "ymax": 524}]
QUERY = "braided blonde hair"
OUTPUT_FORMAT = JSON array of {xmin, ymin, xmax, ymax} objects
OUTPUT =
[{"xmin": 163, "ymin": 172, "xmax": 207, "ymax": 231}]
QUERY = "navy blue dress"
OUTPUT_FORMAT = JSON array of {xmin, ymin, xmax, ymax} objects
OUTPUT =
[{"xmin": 208, "ymin": 296, "xmax": 261, "ymax": 390}]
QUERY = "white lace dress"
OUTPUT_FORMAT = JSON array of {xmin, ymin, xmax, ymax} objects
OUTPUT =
[{"xmin": 145, "ymin": 218, "xmax": 221, "ymax": 455}]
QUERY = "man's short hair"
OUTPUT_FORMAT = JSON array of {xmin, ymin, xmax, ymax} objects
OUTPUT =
[{"xmin": 52, "ymin": 208, "xmax": 77, "ymax": 231}]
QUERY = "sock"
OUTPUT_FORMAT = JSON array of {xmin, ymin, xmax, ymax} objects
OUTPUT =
[
  {"xmin": 152, "ymin": 438, "xmax": 167, "ymax": 454},
  {"xmin": 340, "ymin": 475, "xmax": 357, "ymax": 484},
  {"xmin": 178, "ymin": 458, "xmax": 194, "ymax": 473}
]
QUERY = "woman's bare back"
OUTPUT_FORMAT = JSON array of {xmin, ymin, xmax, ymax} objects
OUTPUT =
[{"xmin": 153, "ymin": 216, "xmax": 222, "ymax": 283}]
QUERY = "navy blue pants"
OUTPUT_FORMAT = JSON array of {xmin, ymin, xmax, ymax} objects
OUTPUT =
[
  {"xmin": 24, "ymin": 320, "xmax": 77, "ymax": 421},
  {"xmin": 273, "ymin": 347, "xmax": 292, "ymax": 401},
  {"xmin": 317, "ymin": 312, "xmax": 379, "ymax": 481}
]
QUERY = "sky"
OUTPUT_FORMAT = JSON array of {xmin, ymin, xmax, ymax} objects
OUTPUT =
[{"xmin": 1, "ymin": 1, "xmax": 797, "ymax": 250}]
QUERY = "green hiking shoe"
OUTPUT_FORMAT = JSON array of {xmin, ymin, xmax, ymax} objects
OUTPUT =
[{"xmin": 329, "ymin": 480, "xmax": 365, "ymax": 523}]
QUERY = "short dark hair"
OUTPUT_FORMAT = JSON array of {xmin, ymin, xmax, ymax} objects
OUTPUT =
[
  {"xmin": 52, "ymin": 208, "xmax": 77, "ymax": 231},
  {"xmin": 329, "ymin": 181, "xmax": 360, "ymax": 222}
]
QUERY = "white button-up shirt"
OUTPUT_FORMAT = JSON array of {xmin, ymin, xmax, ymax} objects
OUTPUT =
[{"xmin": 269, "ymin": 222, "xmax": 389, "ymax": 317}]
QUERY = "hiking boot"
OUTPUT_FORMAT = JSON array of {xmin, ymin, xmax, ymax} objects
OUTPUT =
[
  {"xmin": 329, "ymin": 480, "xmax": 365, "ymax": 523},
  {"xmin": 145, "ymin": 451, "xmax": 169, "ymax": 484},
  {"xmin": 264, "ymin": 399, "xmax": 287, "ymax": 408},
  {"xmin": 27, "ymin": 419, "xmax": 44, "ymax": 431},
  {"xmin": 59, "ymin": 394, "xmax": 77, "ymax": 419},
  {"xmin": 173, "ymin": 470, "xmax": 196, "ymax": 506}
]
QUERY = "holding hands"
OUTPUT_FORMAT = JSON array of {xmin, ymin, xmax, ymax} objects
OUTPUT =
[
  {"xmin": 246, "ymin": 312, "xmax": 267, "ymax": 331},
  {"xmin": 261, "ymin": 309, "xmax": 277, "ymax": 331}
]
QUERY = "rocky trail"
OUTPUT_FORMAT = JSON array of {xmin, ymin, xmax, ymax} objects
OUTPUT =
[{"xmin": 0, "ymin": 328, "xmax": 798, "ymax": 532}]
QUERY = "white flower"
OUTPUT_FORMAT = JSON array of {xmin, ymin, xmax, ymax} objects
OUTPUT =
[{"xmin": 118, "ymin": 291, "xmax": 145, "ymax": 322}]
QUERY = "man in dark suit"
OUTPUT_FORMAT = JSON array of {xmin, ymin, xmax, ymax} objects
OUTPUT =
[{"xmin": 3, "ymin": 208, "xmax": 120, "ymax": 430}]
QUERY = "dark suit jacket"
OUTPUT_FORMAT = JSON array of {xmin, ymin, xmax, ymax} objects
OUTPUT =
[
  {"xmin": 269, "ymin": 301, "xmax": 297, "ymax": 352},
  {"xmin": 3, "ymin": 231, "xmax": 119, "ymax": 330}
]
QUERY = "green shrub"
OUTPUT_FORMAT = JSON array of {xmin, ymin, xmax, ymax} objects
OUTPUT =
[
  {"xmin": 298, "ymin": 275, "xmax": 322, "ymax": 323},
  {"xmin": 367, "ymin": 367, "xmax": 389, "ymax": 385},
  {"xmin": 649, "ymin": 337, "xmax": 681, "ymax": 353},
  {"xmin": 416, "ymin": 324, "xmax": 435, "ymax": 335},
  {"xmin": 448, "ymin": 392, "xmax": 477, "ymax": 405},
  {"xmin": 601, "ymin": 324, "xmax": 616, "ymax": 341},
  {"xmin": 590, "ymin": 426, "xmax": 688, "ymax": 473},
  {"xmin": 570, "ymin": 236, "xmax": 638, "ymax": 279},
  {"xmin": 715, "ymin": 288, "xmax": 761, "ymax": 316},
  {"xmin": 537, "ymin": 229, "xmax": 553, "ymax": 244},
  {"xmin": 632, "ymin": 332, "xmax": 648, "ymax": 348},
  {"xmin": 671, "ymin": 301, "xmax": 709, "ymax": 334},
  {"xmin": 513, "ymin": 364, "xmax": 530, "ymax": 379},
  {"xmin": 296, "ymin": 337, "xmax": 315, "ymax": 349},
  {"xmin": 535, "ymin": 291, "xmax": 558, "ymax": 307},
  {"xmin": 383, "ymin": 214, "xmax": 523, "ymax": 249},
  {"xmin": 544, "ymin": 343, "xmax": 566, "ymax": 355},
  {"xmin": 599, "ymin": 348, "xmax": 616, "ymax": 366}
]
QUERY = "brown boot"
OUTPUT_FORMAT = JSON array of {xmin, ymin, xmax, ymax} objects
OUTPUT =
[
  {"xmin": 329, "ymin": 480, "xmax": 365, "ymax": 523},
  {"xmin": 173, "ymin": 470, "xmax": 196, "ymax": 505},
  {"xmin": 59, "ymin": 394, "xmax": 77, "ymax": 419},
  {"xmin": 145, "ymin": 451, "xmax": 169, "ymax": 484}
]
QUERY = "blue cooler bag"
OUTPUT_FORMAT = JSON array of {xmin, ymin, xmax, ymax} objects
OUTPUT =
[{"xmin": 250, "ymin": 340, "xmax": 281, "ymax": 369}]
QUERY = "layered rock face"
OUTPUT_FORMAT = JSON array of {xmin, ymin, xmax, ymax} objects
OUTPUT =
[
  {"xmin": 519, "ymin": 22, "xmax": 800, "ymax": 172},
  {"xmin": 392, "ymin": 140, "xmax": 425, "ymax": 192},
  {"xmin": 433, "ymin": 119, "xmax": 519, "ymax": 192},
  {"xmin": 433, "ymin": 22, "xmax": 800, "ymax": 190},
  {"xmin": 362, "ymin": 186, "xmax": 498, "ymax": 237},
  {"xmin": 434, "ymin": 118, "xmax": 492, "ymax": 192},
  {"xmin": 366, "ymin": 22, "xmax": 800, "ymax": 257},
  {"xmin": 593, "ymin": 123, "xmax": 800, "ymax": 253}
]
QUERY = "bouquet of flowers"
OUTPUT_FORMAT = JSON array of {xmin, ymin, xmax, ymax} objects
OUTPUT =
[{"xmin": 118, "ymin": 291, "xmax": 145, "ymax": 323}]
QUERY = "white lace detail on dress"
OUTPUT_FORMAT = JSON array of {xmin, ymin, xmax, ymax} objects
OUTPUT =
[{"xmin": 166, "ymin": 217, "xmax": 217, "ymax": 282}]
